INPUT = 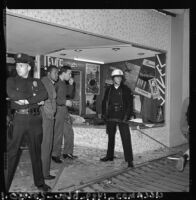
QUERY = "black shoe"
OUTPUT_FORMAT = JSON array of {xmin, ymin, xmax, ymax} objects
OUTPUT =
[
  {"xmin": 127, "ymin": 161, "xmax": 134, "ymax": 168},
  {"xmin": 52, "ymin": 156, "xmax": 62, "ymax": 163},
  {"xmin": 63, "ymin": 154, "xmax": 78, "ymax": 159},
  {"xmin": 100, "ymin": 157, "xmax": 114, "ymax": 162},
  {"xmin": 37, "ymin": 184, "xmax": 51, "ymax": 192},
  {"xmin": 44, "ymin": 175, "xmax": 56, "ymax": 180}
]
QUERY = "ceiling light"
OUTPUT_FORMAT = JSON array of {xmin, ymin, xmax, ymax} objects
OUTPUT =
[
  {"xmin": 74, "ymin": 57, "xmax": 104, "ymax": 64},
  {"xmin": 112, "ymin": 48, "xmax": 120, "ymax": 51},
  {"xmin": 137, "ymin": 52, "xmax": 145, "ymax": 56},
  {"xmin": 74, "ymin": 49, "xmax": 82, "ymax": 52}
]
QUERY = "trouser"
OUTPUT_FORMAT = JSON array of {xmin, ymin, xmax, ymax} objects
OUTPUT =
[
  {"xmin": 5, "ymin": 113, "xmax": 45, "ymax": 192},
  {"xmin": 52, "ymin": 106, "xmax": 66, "ymax": 157},
  {"xmin": 106, "ymin": 121, "xmax": 133, "ymax": 162},
  {"xmin": 41, "ymin": 111, "xmax": 54, "ymax": 177},
  {"xmin": 62, "ymin": 120, "xmax": 74, "ymax": 155}
]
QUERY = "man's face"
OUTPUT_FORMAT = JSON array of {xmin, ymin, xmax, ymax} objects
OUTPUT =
[
  {"xmin": 49, "ymin": 68, "xmax": 58, "ymax": 82},
  {"xmin": 63, "ymin": 69, "xmax": 72, "ymax": 81},
  {"xmin": 113, "ymin": 76, "xmax": 122, "ymax": 85},
  {"xmin": 16, "ymin": 63, "xmax": 31, "ymax": 78}
]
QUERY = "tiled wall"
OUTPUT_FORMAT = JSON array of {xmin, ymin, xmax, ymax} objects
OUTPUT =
[{"xmin": 7, "ymin": 9, "xmax": 171, "ymax": 51}]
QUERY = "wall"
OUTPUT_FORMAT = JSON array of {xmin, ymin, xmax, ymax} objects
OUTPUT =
[
  {"xmin": 7, "ymin": 9, "xmax": 189, "ymax": 148},
  {"xmin": 182, "ymin": 9, "xmax": 189, "ymax": 100},
  {"xmin": 168, "ymin": 13, "xmax": 188, "ymax": 147}
]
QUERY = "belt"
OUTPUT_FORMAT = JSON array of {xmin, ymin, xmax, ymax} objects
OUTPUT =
[
  {"xmin": 109, "ymin": 104, "xmax": 123, "ymax": 112},
  {"xmin": 15, "ymin": 108, "xmax": 40, "ymax": 115}
]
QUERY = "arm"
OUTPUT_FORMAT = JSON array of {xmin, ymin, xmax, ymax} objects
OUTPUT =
[
  {"xmin": 102, "ymin": 86, "xmax": 109, "ymax": 118},
  {"xmin": 123, "ymin": 86, "xmax": 134, "ymax": 121},
  {"xmin": 6, "ymin": 77, "xmax": 30, "ymax": 100},
  {"xmin": 66, "ymin": 83, "xmax": 75, "ymax": 99},
  {"xmin": 27, "ymin": 79, "xmax": 48, "ymax": 104}
]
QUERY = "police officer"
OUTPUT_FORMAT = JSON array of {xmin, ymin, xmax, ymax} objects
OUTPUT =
[
  {"xmin": 6, "ymin": 53, "xmax": 51, "ymax": 192},
  {"xmin": 100, "ymin": 69, "xmax": 134, "ymax": 168}
]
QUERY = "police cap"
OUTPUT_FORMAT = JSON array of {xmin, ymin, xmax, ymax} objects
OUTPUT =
[{"xmin": 15, "ymin": 53, "xmax": 34, "ymax": 65}]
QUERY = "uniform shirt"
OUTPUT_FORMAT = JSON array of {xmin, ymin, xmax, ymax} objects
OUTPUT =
[
  {"xmin": 55, "ymin": 79, "xmax": 74, "ymax": 106},
  {"xmin": 7, "ymin": 75, "xmax": 48, "ymax": 110},
  {"xmin": 109, "ymin": 85, "xmax": 123, "ymax": 106},
  {"xmin": 108, "ymin": 85, "xmax": 123, "ymax": 120}
]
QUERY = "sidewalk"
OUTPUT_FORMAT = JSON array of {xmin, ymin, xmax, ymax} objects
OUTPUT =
[{"xmin": 8, "ymin": 143, "xmax": 189, "ymax": 192}]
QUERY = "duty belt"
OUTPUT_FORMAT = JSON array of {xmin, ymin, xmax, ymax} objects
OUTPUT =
[
  {"xmin": 15, "ymin": 108, "xmax": 40, "ymax": 115},
  {"xmin": 109, "ymin": 104, "xmax": 123, "ymax": 112}
]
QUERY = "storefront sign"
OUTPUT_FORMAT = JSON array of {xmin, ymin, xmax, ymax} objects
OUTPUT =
[
  {"xmin": 44, "ymin": 56, "xmax": 64, "ymax": 67},
  {"xmin": 134, "ymin": 60, "xmax": 155, "ymax": 98},
  {"xmin": 142, "ymin": 59, "xmax": 155, "ymax": 68},
  {"xmin": 135, "ymin": 86, "xmax": 152, "ymax": 98},
  {"xmin": 124, "ymin": 62, "xmax": 141, "ymax": 91},
  {"xmin": 148, "ymin": 78, "xmax": 160, "ymax": 99},
  {"xmin": 44, "ymin": 56, "xmax": 78, "ymax": 68},
  {"xmin": 155, "ymin": 54, "xmax": 166, "ymax": 106}
]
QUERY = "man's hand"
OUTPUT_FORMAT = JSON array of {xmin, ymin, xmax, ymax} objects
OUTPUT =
[
  {"xmin": 15, "ymin": 100, "xmax": 29, "ymax": 105},
  {"xmin": 66, "ymin": 100, "xmax": 73, "ymax": 107},
  {"xmin": 38, "ymin": 101, "xmax": 44, "ymax": 105}
]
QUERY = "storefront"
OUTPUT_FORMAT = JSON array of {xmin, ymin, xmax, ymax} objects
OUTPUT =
[{"xmin": 6, "ymin": 9, "xmax": 189, "ymax": 154}]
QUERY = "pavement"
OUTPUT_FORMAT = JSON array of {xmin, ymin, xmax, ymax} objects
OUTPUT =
[{"xmin": 8, "ymin": 142, "xmax": 189, "ymax": 193}]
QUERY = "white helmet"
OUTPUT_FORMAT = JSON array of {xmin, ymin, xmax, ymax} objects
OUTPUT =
[{"xmin": 111, "ymin": 69, "xmax": 124, "ymax": 77}]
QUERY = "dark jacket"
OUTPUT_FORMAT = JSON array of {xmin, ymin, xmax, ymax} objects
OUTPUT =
[
  {"xmin": 102, "ymin": 83, "xmax": 134, "ymax": 121},
  {"xmin": 55, "ymin": 79, "xmax": 74, "ymax": 106},
  {"xmin": 41, "ymin": 76, "xmax": 57, "ymax": 119},
  {"xmin": 7, "ymin": 75, "xmax": 48, "ymax": 110}
]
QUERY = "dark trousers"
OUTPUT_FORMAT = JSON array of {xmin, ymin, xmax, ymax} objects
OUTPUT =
[
  {"xmin": 41, "ymin": 111, "xmax": 55, "ymax": 177},
  {"xmin": 52, "ymin": 106, "xmax": 67, "ymax": 157},
  {"xmin": 63, "ymin": 120, "xmax": 74, "ymax": 155},
  {"xmin": 106, "ymin": 121, "xmax": 133, "ymax": 162},
  {"xmin": 5, "ymin": 113, "xmax": 45, "ymax": 192}
]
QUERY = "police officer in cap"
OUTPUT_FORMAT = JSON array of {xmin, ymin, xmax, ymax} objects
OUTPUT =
[
  {"xmin": 6, "ymin": 53, "xmax": 51, "ymax": 192},
  {"xmin": 100, "ymin": 69, "xmax": 134, "ymax": 168}
]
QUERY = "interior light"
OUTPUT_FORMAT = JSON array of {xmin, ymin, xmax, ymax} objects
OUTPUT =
[
  {"xmin": 112, "ymin": 48, "xmax": 120, "ymax": 51},
  {"xmin": 74, "ymin": 57, "xmax": 104, "ymax": 64},
  {"xmin": 74, "ymin": 49, "xmax": 82, "ymax": 52},
  {"xmin": 137, "ymin": 52, "xmax": 145, "ymax": 56}
]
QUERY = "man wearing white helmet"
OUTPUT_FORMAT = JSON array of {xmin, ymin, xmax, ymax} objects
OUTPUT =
[{"xmin": 100, "ymin": 68, "xmax": 134, "ymax": 168}]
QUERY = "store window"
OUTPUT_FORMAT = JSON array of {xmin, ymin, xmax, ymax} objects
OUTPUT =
[{"xmin": 102, "ymin": 53, "xmax": 166, "ymax": 127}]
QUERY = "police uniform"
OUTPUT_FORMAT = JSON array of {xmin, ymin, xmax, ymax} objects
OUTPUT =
[
  {"xmin": 6, "ymin": 53, "xmax": 49, "ymax": 191},
  {"xmin": 101, "ymin": 69, "xmax": 134, "ymax": 167}
]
